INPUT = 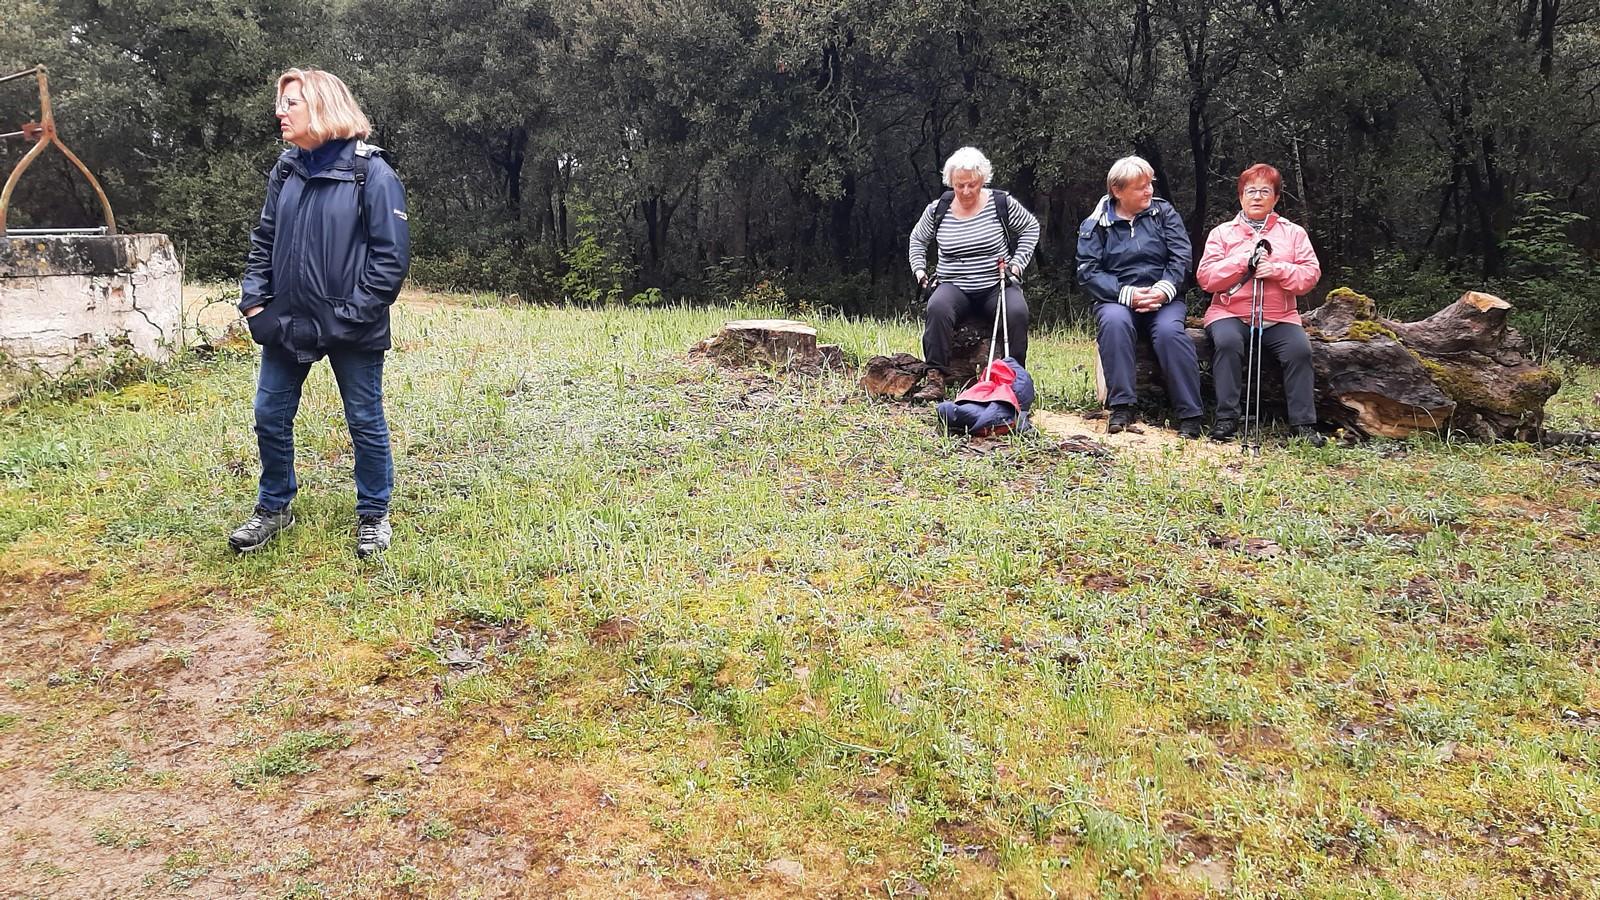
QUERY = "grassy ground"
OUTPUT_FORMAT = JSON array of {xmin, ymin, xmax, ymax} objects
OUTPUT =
[{"xmin": 2, "ymin": 290, "xmax": 1599, "ymax": 898}]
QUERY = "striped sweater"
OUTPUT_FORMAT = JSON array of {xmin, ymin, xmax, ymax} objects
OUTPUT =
[{"xmin": 908, "ymin": 192, "xmax": 1041, "ymax": 292}]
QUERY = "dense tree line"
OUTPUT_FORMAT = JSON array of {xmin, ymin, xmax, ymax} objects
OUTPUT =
[{"xmin": 4, "ymin": 0, "xmax": 1599, "ymax": 349}]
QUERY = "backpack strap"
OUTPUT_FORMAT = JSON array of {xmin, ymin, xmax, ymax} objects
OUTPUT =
[
  {"xmin": 931, "ymin": 190, "xmax": 955, "ymax": 235},
  {"xmin": 353, "ymin": 142, "xmax": 384, "ymax": 234},
  {"xmin": 992, "ymin": 189, "xmax": 1017, "ymax": 257},
  {"xmin": 271, "ymin": 154, "xmax": 295, "ymax": 189}
]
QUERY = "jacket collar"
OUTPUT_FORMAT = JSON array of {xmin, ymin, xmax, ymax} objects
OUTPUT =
[
  {"xmin": 1092, "ymin": 195, "xmax": 1167, "ymax": 227},
  {"xmin": 1232, "ymin": 209, "xmax": 1282, "ymax": 232},
  {"xmin": 282, "ymin": 138, "xmax": 358, "ymax": 179}
]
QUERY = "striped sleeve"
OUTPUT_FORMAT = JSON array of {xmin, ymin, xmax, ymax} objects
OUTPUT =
[
  {"xmin": 1006, "ymin": 198, "xmax": 1041, "ymax": 270},
  {"xmin": 907, "ymin": 201, "xmax": 938, "ymax": 276}
]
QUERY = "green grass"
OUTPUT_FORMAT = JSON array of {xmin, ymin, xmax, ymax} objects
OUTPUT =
[
  {"xmin": 231, "ymin": 730, "xmax": 348, "ymax": 787},
  {"xmin": 2, "ymin": 293, "xmax": 1599, "ymax": 896}
]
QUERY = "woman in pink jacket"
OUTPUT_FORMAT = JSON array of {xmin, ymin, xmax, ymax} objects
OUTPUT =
[{"xmin": 1195, "ymin": 164, "xmax": 1326, "ymax": 447}]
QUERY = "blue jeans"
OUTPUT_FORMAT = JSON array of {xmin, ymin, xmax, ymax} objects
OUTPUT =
[
  {"xmin": 253, "ymin": 347, "xmax": 392, "ymax": 516},
  {"xmin": 1093, "ymin": 300, "xmax": 1203, "ymax": 420}
]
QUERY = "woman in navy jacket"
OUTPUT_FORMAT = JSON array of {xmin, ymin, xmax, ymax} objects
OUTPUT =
[
  {"xmin": 230, "ymin": 67, "xmax": 410, "ymax": 558},
  {"xmin": 1076, "ymin": 156, "xmax": 1203, "ymax": 437}
]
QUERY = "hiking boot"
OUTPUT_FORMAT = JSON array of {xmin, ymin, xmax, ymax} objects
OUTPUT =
[
  {"xmin": 1211, "ymin": 417, "xmax": 1239, "ymax": 442},
  {"xmin": 228, "ymin": 506, "xmax": 294, "ymax": 553},
  {"xmin": 355, "ymin": 513, "xmax": 392, "ymax": 559},
  {"xmin": 1177, "ymin": 416, "xmax": 1204, "ymax": 439},
  {"xmin": 1106, "ymin": 405, "xmax": 1135, "ymax": 434},
  {"xmin": 1293, "ymin": 425, "xmax": 1328, "ymax": 448}
]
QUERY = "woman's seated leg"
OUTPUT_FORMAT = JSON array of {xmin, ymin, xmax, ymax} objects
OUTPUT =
[
  {"xmin": 1148, "ymin": 301, "xmax": 1203, "ymax": 421},
  {"xmin": 1094, "ymin": 301, "xmax": 1138, "ymax": 408},
  {"xmin": 1265, "ymin": 323, "xmax": 1317, "ymax": 426},
  {"xmin": 922, "ymin": 283, "xmax": 970, "ymax": 371},
  {"xmin": 1206, "ymin": 316, "xmax": 1248, "ymax": 423}
]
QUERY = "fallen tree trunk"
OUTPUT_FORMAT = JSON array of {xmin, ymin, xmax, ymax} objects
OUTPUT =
[{"xmin": 1114, "ymin": 288, "xmax": 1563, "ymax": 440}]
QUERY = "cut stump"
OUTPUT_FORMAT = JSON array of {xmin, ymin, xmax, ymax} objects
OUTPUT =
[
  {"xmin": 692, "ymin": 319, "xmax": 844, "ymax": 374},
  {"xmin": 859, "ymin": 353, "xmax": 946, "ymax": 402},
  {"xmin": 861, "ymin": 321, "xmax": 1003, "ymax": 402}
]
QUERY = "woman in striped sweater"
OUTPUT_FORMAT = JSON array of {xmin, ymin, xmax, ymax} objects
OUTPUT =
[{"xmin": 909, "ymin": 147, "xmax": 1041, "ymax": 375}]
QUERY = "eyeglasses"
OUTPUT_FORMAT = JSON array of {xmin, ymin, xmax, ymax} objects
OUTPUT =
[
  {"xmin": 274, "ymin": 96, "xmax": 303, "ymax": 115},
  {"xmin": 1242, "ymin": 187, "xmax": 1275, "ymax": 198}
]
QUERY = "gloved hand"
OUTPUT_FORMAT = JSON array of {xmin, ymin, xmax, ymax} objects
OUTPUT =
[{"xmin": 915, "ymin": 269, "xmax": 930, "ymax": 289}]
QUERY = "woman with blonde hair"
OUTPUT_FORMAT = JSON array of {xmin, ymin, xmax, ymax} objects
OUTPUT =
[
  {"xmin": 230, "ymin": 67, "xmax": 410, "ymax": 558},
  {"xmin": 1076, "ymin": 155, "xmax": 1202, "ymax": 437}
]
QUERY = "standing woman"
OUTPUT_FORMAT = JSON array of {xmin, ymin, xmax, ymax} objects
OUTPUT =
[
  {"xmin": 1076, "ymin": 156, "xmax": 1203, "ymax": 437},
  {"xmin": 229, "ymin": 68, "xmax": 411, "ymax": 557},
  {"xmin": 909, "ymin": 147, "xmax": 1041, "ymax": 375},
  {"xmin": 1195, "ymin": 163, "xmax": 1325, "ymax": 447}
]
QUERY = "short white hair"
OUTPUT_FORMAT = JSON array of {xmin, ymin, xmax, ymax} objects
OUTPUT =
[
  {"xmin": 1106, "ymin": 155, "xmax": 1155, "ymax": 193},
  {"xmin": 942, "ymin": 147, "xmax": 993, "ymax": 187}
]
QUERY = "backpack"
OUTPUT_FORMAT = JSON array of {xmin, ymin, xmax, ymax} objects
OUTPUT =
[{"xmin": 928, "ymin": 188, "xmax": 1017, "ymax": 257}]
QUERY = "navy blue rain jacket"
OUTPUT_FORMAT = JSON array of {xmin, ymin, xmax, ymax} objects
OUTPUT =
[
  {"xmin": 1075, "ymin": 196, "xmax": 1191, "ymax": 305},
  {"xmin": 240, "ymin": 139, "xmax": 410, "ymax": 361}
]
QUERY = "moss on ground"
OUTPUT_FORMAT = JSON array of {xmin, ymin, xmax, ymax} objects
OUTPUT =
[{"xmin": 1, "ymin": 290, "xmax": 1597, "ymax": 897}]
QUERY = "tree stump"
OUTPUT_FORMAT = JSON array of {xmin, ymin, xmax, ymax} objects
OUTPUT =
[
  {"xmin": 945, "ymin": 321, "xmax": 996, "ymax": 384},
  {"xmin": 861, "ymin": 320, "xmax": 1005, "ymax": 402},
  {"xmin": 1101, "ymin": 288, "xmax": 1561, "ymax": 439},
  {"xmin": 692, "ymin": 319, "xmax": 844, "ymax": 374},
  {"xmin": 859, "ymin": 353, "xmax": 947, "ymax": 402}
]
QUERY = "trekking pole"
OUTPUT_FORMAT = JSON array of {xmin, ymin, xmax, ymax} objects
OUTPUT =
[
  {"xmin": 1243, "ymin": 276, "xmax": 1265, "ymax": 454},
  {"xmin": 998, "ymin": 258, "xmax": 1011, "ymax": 360},
  {"xmin": 985, "ymin": 258, "xmax": 1010, "ymax": 381},
  {"xmin": 1241, "ymin": 238, "xmax": 1271, "ymax": 455}
]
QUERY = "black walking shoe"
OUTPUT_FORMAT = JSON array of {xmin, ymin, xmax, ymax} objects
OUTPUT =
[
  {"xmin": 1211, "ymin": 418, "xmax": 1239, "ymax": 442},
  {"xmin": 1106, "ymin": 406, "xmax": 1135, "ymax": 434},
  {"xmin": 1177, "ymin": 416, "xmax": 1204, "ymax": 439},
  {"xmin": 228, "ymin": 506, "xmax": 295, "ymax": 553},
  {"xmin": 355, "ymin": 513, "xmax": 392, "ymax": 559},
  {"xmin": 1292, "ymin": 425, "xmax": 1328, "ymax": 448}
]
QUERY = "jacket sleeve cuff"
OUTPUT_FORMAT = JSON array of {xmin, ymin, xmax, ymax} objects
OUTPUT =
[
  {"xmin": 1153, "ymin": 280, "xmax": 1177, "ymax": 302},
  {"xmin": 1118, "ymin": 286, "xmax": 1134, "ymax": 306}
]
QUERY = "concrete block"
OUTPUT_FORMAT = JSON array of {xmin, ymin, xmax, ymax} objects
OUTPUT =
[{"xmin": 0, "ymin": 234, "xmax": 183, "ymax": 375}]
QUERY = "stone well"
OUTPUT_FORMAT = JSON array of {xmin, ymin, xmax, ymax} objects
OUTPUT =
[{"xmin": 0, "ymin": 233, "xmax": 183, "ymax": 375}]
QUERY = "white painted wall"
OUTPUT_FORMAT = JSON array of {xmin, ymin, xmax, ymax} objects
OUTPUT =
[{"xmin": 0, "ymin": 234, "xmax": 183, "ymax": 375}]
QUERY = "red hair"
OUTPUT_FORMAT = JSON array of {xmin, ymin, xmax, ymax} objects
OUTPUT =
[{"xmin": 1238, "ymin": 164, "xmax": 1282, "ymax": 195}]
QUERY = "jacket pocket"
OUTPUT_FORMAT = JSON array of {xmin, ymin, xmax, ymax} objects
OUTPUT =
[
  {"xmin": 245, "ymin": 309, "xmax": 281, "ymax": 346},
  {"xmin": 332, "ymin": 296, "xmax": 385, "ymax": 324}
]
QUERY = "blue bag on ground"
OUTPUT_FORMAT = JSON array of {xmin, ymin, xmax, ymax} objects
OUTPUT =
[{"xmin": 937, "ymin": 357, "xmax": 1035, "ymax": 436}]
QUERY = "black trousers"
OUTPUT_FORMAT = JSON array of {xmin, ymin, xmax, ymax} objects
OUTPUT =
[
  {"xmin": 922, "ymin": 282, "xmax": 1029, "ymax": 370},
  {"xmin": 1206, "ymin": 317, "xmax": 1317, "ymax": 425}
]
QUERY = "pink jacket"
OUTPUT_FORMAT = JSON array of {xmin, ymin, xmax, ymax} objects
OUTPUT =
[{"xmin": 1196, "ymin": 212, "xmax": 1321, "ymax": 327}]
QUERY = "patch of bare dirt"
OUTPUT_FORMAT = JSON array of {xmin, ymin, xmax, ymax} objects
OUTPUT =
[
  {"xmin": 1032, "ymin": 409, "xmax": 1238, "ymax": 461},
  {"xmin": 0, "ymin": 587, "xmax": 305, "ymax": 898},
  {"xmin": 0, "ymin": 577, "xmax": 688, "ymax": 898},
  {"xmin": 1162, "ymin": 814, "xmax": 1235, "ymax": 894}
]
